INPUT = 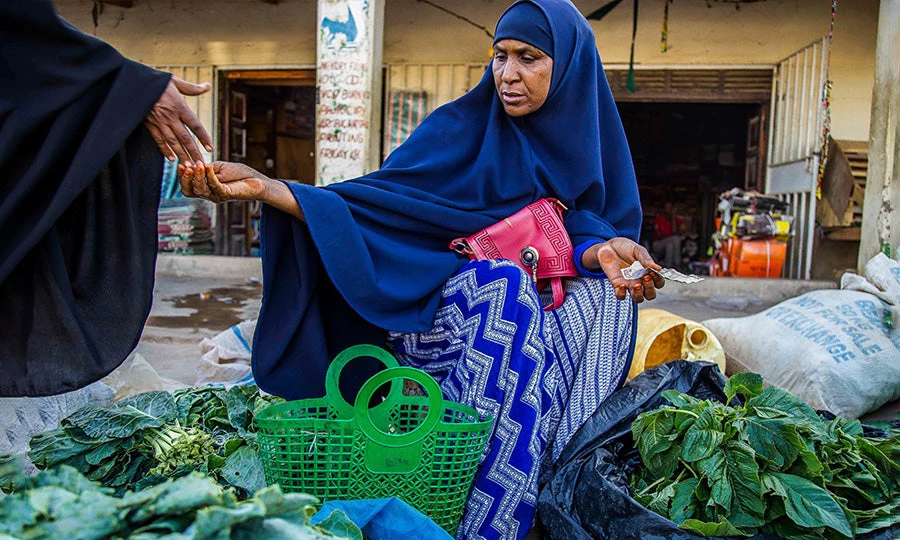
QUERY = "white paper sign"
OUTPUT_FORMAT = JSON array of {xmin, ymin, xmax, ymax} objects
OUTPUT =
[{"xmin": 316, "ymin": 0, "xmax": 375, "ymax": 185}]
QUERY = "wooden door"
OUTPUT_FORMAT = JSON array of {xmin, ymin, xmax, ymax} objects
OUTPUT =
[
  {"xmin": 217, "ymin": 81, "xmax": 250, "ymax": 256},
  {"xmin": 745, "ymin": 104, "xmax": 768, "ymax": 192}
]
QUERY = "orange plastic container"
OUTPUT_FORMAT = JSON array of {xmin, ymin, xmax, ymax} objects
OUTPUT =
[{"xmin": 714, "ymin": 238, "xmax": 787, "ymax": 278}]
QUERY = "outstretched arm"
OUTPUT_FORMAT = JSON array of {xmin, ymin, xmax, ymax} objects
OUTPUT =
[{"xmin": 178, "ymin": 161, "xmax": 305, "ymax": 222}]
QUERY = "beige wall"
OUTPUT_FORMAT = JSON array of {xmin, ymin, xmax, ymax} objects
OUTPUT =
[{"xmin": 56, "ymin": 0, "xmax": 878, "ymax": 140}]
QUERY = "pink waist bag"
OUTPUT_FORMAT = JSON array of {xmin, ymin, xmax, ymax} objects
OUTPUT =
[{"xmin": 449, "ymin": 198, "xmax": 578, "ymax": 311}]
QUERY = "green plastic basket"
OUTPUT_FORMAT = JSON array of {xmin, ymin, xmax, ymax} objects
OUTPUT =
[{"xmin": 254, "ymin": 345, "xmax": 492, "ymax": 534}]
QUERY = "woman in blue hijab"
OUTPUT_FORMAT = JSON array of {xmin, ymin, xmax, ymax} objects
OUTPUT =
[{"xmin": 180, "ymin": 0, "xmax": 663, "ymax": 537}]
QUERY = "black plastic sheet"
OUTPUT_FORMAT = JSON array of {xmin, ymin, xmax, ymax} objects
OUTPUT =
[{"xmin": 536, "ymin": 361, "xmax": 896, "ymax": 540}]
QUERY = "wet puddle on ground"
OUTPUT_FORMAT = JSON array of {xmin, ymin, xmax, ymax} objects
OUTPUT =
[{"xmin": 146, "ymin": 283, "xmax": 262, "ymax": 330}]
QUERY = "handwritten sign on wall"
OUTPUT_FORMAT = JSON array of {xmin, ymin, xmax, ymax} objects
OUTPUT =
[{"xmin": 316, "ymin": 0, "xmax": 376, "ymax": 186}]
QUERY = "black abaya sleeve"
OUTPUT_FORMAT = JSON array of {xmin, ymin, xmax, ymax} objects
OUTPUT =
[{"xmin": 0, "ymin": 1, "xmax": 171, "ymax": 396}]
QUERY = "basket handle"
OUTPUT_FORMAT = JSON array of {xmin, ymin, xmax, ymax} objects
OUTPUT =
[
  {"xmin": 324, "ymin": 345, "xmax": 403, "ymax": 417},
  {"xmin": 354, "ymin": 367, "xmax": 443, "ymax": 448}
]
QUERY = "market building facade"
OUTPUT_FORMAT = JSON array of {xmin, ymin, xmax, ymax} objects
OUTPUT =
[{"xmin": 57, "ymin": 0, "xmax": 887, "ymax": 278}]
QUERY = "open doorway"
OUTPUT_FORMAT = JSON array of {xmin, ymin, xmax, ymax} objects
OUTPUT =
[
  {"xmin": 618, "ymin": 102, "xmax": 766, "ymax": 271},
  {"xmin": 216, "ymin": 69, "xmax": 317, "ymax": 256}
]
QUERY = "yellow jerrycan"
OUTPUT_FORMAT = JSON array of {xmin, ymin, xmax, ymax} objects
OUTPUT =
[{"xmin": 629, "ymin": 309, "xmax": 727, "ymax": 379}]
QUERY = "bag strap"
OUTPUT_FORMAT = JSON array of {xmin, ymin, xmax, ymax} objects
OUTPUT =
[{"xmin": 544, "ymin": 277, "xmax": 566, "ymax": 311}]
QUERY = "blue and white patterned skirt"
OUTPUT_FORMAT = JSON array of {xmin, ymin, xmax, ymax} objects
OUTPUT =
[{"xmin": 389, "ymin": 259, "xmax": 635, "ymax": 540}]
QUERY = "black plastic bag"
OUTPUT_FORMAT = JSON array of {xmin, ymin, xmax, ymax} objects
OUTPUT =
[
  {"xmin": 538, "ymin": 361, "xmax": 727, "ymax": 540},
  {"xmin": 536, "ymin": 361, "xmax": 895, "ymax": 540}
]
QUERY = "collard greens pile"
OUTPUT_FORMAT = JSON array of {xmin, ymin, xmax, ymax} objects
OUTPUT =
[
  {"xmin": 23, "ymin": 385, "xmax": 283, "ymax": 497},
  {"xmin": 630, "ymin": 373, "xmax": 899, "ymax": 538},
  {"xmin": 0, "ymin": 458, "xmax": 361, "ymax": 539}
]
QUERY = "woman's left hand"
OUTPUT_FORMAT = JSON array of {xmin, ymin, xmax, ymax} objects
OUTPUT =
[{"xmin": 584, "ymin": 238, "xmax": 666, "ymax": 303}]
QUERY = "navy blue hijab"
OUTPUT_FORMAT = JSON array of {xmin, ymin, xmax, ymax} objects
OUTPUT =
[{"xmin": 254, "ymin": 0, "xmax": 641, "ymax": 399}]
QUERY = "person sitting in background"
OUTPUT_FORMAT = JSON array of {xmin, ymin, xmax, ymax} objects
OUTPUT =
[{"xmin": 652, "ymin": 201, "xmax": 683, "ymax": 269}]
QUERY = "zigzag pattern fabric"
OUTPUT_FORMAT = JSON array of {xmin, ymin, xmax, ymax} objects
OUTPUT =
[{"xmin": 389, "ymin": 260, "xmax": 634, "ymax": 540}]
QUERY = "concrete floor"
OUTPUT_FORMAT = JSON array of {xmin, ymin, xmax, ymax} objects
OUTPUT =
[{"xmin": 136, "ymin": 274, "xmax": 261, "ymax": 385}]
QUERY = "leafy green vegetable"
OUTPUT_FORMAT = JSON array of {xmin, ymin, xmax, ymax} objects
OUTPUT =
[
  {"xmin": 0, "ymin": 465, "xmax": 361, "ymax": 539},
  {"xmin": 723, "ymin": 372, "xmax": 763, "ymax": 403},
  {"xmin": 680, "ymin": 518, "xmax": 749, "ymax": 537},
  {"xmin": 763, "ymin": 472, "xmax": 852, "ymax": 537},
  {"xmin": 18, "ymin": 385, "xmax": 283, "ymax": 498},
  {"xmin": 631, "ymin": 373, "xmax": 900, "ymax": 538}
]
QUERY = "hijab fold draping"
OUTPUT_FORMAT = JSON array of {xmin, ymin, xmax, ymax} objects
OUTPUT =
[{"xmin": 254, "ymin": 0, "xmax": 641, "ymax": 399}]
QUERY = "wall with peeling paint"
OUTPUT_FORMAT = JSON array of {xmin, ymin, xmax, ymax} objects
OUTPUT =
[{"xmin": 55, "ymin": 0, "xmax": 878, "ymax": 141}]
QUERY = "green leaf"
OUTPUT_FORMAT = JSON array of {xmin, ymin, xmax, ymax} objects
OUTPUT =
[
  {"xmin": 124, "ymin": 473, "xmax": 227, "ymax": 523},
  {"xmin": 682, "ymin": 428, "xmax": 725, "ymax": 463},
  {"xmin": 207, "ymin": 453, "xmax": 227, "ymax": 471},
  {"xmin": 761, "ymin": 516, "xmax": 822, "ymax": 540},
  {"xmin": 189, "ymin": 498, "xmax": 266, "ymax": 538},
  {"xmin": 646, "ymin": 445, "xmax": 681, "ymax": 480},
  {"xmin": 736, "ymin": 415, "xmax": 803, "ymax": 468},
  {"xmin": 219, "ymin": 445, "xmax": 267, "ymax": 496},
  {"xmin": 109, "ymin": 453, "xmax": 148, "ymax": 489},
  {"xmin": 662, "ymin": 390, "xmax": 701, "ymax": 408},
  {"xmin": 787, "ymin": 450, "xmax": 825, "ymax": 483},
  {"xmin": 854, "ymin": 500, "xmax": 900, "ymax": 534},
  {"xmin": 312, "ymin": 509, "xmax": 364, "ymax": 540},
  {"xmin": 84, "ymin": 438, "xmax": 132, "ymax": 466},
  {"xmin": 837, "ymin": 419, "xmax": 864, "ymax": 437},
  {"xmin": 633, "ymin": 410, "xmax": 677, "ymax": 452},
  {"xmin": 723, "ymin": 372, "xmax": 763, "ymax": 402},
  {"xmin": 670, "ymin": 478, "xmax": 700, "ymax": 524},
  {"xmin": 856, "ymin": 437, "xmax": 900, "ymax": 486},
  {"xmin": 0, "ymin": 492, "xmax": 40, "ymax": 536},
  {"xmin": 27, "ymin": 429, "xmax": 94, "ymax": 468},
  {"xmin": 254, "ymin": 486, "xmax": 319, "ymax": 517},
  {"xmin": 681, "ymin": 405, "xmax": 726, "ymax": 463},
  {"xmin": 29, "ymin": 465, "xmax": 108, "ymax": 496},
  {"xmin": 25, "ymin": 490, "xmax": 122, "ymax": 539},
  {"xmin": 119, "ymin": 391, "xmax": 178, "ymax": 422},
  {"xmin": 632, "ymin": 410, "xmax": 679, "ymax": 474},
  {"xmin": 220, "ymin": 386, "xmax": 259, "ymax": 433},
  {"xmin": 680, "ymin": 518, "xmax": 750, "ymax": 537},
  {"xmin": 763, "ymin": 472, "xmax": 853, "ymax": 537},
  {"xmin": 696, "ymin": 441, "xmax": 765, "ymax": 525},
  {"xmin": 745, "ymin": 386, "xmax": 820, "ymax": 424},
  {"xmin": 65, "ymin": 404, "xmax": 166, "ymax": 440},
  {"xmin": 645, "ymin": 481, "xmax": 677, "ymax": 516}
]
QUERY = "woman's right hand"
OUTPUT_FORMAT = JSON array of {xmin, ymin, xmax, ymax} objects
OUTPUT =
[{"xmin": 177, "ymin": 161, "xmax": 272, "ymax": 203}]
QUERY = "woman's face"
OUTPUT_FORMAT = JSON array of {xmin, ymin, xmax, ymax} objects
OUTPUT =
[{"xmin": 492, "ymin": 39, "xmax": 553, "ymax": 117}]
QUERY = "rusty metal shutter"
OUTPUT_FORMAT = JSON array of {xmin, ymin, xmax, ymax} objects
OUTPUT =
[
  {"xmin": 606, "ymin": 68, "xmax": 773, "ymax": 103},
  {"xmin": 386, "ymin": 64, "xmax": 773, "ymax": 110}
]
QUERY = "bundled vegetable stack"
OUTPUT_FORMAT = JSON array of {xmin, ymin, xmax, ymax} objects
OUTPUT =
[
  {"xmin": 22, "ymin": 385, "xmax": 283, "ymax": 497},
  {"xmin": 0, "ymin": 457, "xmax": 361, "ymax": 539},
  {"xmin": 630, "ymin": 373, "xmax": 899, "ymax": 538}
]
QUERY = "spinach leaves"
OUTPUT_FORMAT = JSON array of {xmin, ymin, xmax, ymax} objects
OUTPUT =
[
  {"xmin": 631, "ymin": 373, "xmax": 900, "ymax": 538},
  {"xmin": 23, "ymin": 385, "xmax": 283, "ymax": 498},
  {"xmin": 0, "ymin": 459, "xmax": 361, "ymax": 539}
]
